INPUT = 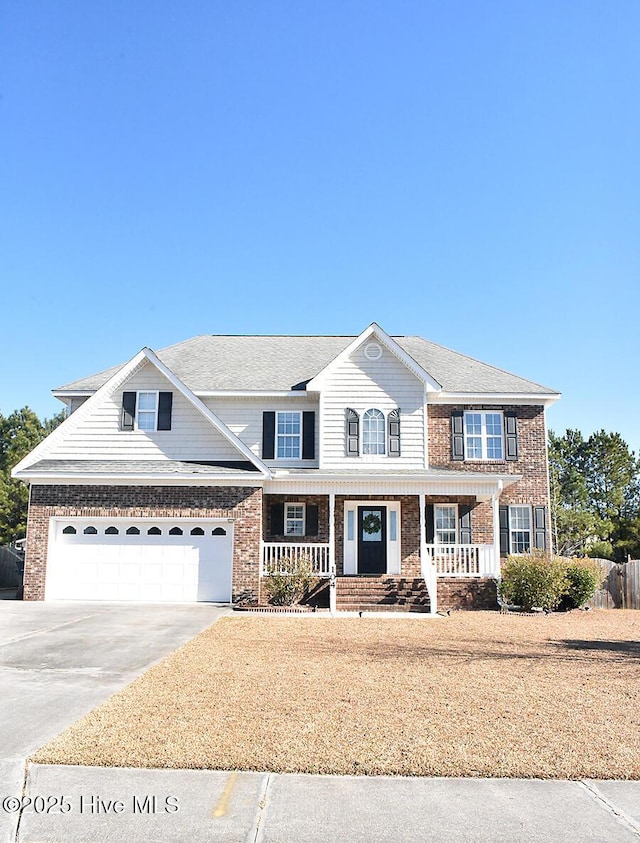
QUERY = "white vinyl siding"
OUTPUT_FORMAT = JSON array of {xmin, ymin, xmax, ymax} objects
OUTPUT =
[
  {"xmin": 319, "ymin": 343, "xmax": 425, "ymax": 468},
  {"xmin": 44, "ymin": 361, "xmax": 243, "ymax": 462},
  {"xmin": 204, "ymin": 397, "xmax": 320, "ymax": 467}
]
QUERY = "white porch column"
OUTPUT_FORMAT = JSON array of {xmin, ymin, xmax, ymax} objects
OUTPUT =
[
  {"xmin": 329, "ymin": 492, "xmax": 336, "ymax": 614},
  {"xmin": 419, "ymin": 492, "xmax": 437, "ymax": 615},
  {"xmin": 491, "ymin": 480, "xmax": 503, "ymax": 578}
]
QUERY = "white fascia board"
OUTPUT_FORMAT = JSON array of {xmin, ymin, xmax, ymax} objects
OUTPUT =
[
  {"xmin": 18, "ymin": 474, "xmax": 265, "ymax": 487},
  {"xmin": 12, "ymin": 350, "xmax": 150, "ymax": 477},
  {"xmin": 141, "ymin": 348, "xmax": 271, "ymax": 476},
  {"xmin": 430, "ymin": 392, "xmax": 561, "ymax": 407},
  {"xmin": 305, "ymin": 322, "xmax": 442, "ymax": 392},
  {"xmin": 51, "ymin": 390, "xmax": 94, "ymax": 398}
]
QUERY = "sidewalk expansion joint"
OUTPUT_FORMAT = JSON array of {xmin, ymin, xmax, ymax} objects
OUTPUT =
[
  {"xmin": 251, "ymin": 772, "xmax": 272, "ymax": 843},
  {"xmin": 580, "ymin": 780, "xmax": 640, "ymax": 838}
]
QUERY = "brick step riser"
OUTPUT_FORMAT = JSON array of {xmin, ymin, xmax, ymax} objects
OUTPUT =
[
  {"xmin": 335, "ymin": 604, "xmax": 432, "ymax": 613},
  {"xmin": 336, "ymin": 588, "xmax": 428, "ymax": 596},
  {"xmin": 336, "ymin": 594, "xmax": 430, "ymax": 602}
]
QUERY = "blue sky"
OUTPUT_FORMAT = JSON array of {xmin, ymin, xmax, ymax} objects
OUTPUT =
[{"xmin": 2, "ymin": 1, "xmax": 639, "ymax": 452}]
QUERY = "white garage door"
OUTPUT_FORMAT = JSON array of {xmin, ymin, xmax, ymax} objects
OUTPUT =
[{"xmin": 46, "ymin": 519, "xmax": 233, "ymax": 602}]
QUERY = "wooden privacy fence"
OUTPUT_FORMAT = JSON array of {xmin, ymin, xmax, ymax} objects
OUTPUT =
[{"xmin": 586, "ymin": 558, "xmax": 640, "ymax": 610}]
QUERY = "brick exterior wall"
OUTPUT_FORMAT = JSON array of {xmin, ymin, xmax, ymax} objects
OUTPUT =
[
  {"xmin": 24, "ymin": 485, "xmax": 263, "ymax": 604},
  {"xmin": 263, "ymin": 494, "xmax": 329, "ymax": 542},
  {"xmin": 428, "ymin": 404, "xmax": 551, "ymax": 550},
  {"xmin": 437, "ymin": 577, "xmax": 499, "ymax": 611}
]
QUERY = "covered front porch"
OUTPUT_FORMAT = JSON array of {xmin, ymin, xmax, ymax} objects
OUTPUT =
[{"xmin": 261, "ymin": 469, "xmax": 518, "ymax": 613}]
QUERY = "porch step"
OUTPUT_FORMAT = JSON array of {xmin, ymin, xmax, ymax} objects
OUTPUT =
[{"xmin": 335, "ymin": 577, "xmax": 431, "ymax": 613}]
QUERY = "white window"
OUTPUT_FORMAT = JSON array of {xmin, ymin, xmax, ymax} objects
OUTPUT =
[
  {"xmin": 285, "ymin": 503, "xmax": 305, "ymax": 536},
  {"xmin": 137, "ymin": 392, "xmax": 158, "ymax": 431},
  {"xmin": 276, "ymin": 412, "xmax": 301, "ymax": 459},
  {"xmin": 509, "ymin": 506, "xmax": 531, "ymax": 554},
  {"xmin": 464, "ymin": 411, "xmax": 503, "ymax": 460},
  {"xmin": 362, "ymin": 409, "xmax": 385, "ymax": 455},
  {"xmin": 435, "ymin": 505, "xmax": 457, "ymax": 544}
]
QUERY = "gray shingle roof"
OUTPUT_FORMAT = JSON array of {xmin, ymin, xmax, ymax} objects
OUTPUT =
[{"xmin": 54, "ymin": 334, "xmax": 558, "ymax": 395}]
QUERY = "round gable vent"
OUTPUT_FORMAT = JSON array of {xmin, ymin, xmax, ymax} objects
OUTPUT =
[{"xmin": 364, "ymin": 342, "xmax": 383, "ymax": 361}]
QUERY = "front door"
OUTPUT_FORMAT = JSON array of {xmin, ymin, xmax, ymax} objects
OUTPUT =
[{"xmin": 357, "ymin": 506, "xmax": 387, "ymax": 574}]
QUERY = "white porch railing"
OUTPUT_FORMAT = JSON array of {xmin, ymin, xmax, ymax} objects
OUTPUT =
[
  {"xmin": 425, "ymin": 544, "xmax": 499, "ymax": 578},
  {"xmin": 261, "ymin": 542, "xmax": 331, "ymax": 577}
]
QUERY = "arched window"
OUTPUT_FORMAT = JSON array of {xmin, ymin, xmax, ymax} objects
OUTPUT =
[
  {"xmin": 212, "ymin": 527, "xmax": 227, "ymax": 536},
  {"xmin": 126, "ymin": 526, "xmax": 140, "ymax": 535},
  {"xmin": 83, "ymin": 526, "xmax": 98, "ymax": 535},
  {"xmin": 190, "ymin": 527, "xmax": 205, "ymax": 536},
  {"xmin": 362, "ymin": 409, "xmax": 385, "ymax": 455},
  {"xmin": 105, "ymin": 526, "xmax": 119, "ymax": 535},
  {"xmin": 62, "ymin": 526, "xmax": 77, "ymax": 535},
  {"xmin": 169, "ymin": 527, "xmax": 183, "ymax": 536},
  {"xmin": 147, "ymin": 527, "xmax": 162, "ymax": 535}
]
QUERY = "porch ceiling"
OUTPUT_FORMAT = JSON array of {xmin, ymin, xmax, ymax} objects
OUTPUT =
[{"xmin": 265, "ymin": 468, "xmax": 520, "ymax": 498}]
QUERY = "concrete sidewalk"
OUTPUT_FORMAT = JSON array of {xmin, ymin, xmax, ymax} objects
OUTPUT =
[{"xmin": 12, "ymin": 764, "xmax": 640, "ymax": 842}]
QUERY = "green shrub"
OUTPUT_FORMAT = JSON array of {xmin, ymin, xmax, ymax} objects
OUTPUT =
[
  {"xmin": 263, "ymin": 556, "xmax": 315, "ymax": 606},
  {"xmin": 499, "ymin": 552, "xmax": 569, "ymax": 611},
  {"xmin": 561, "ymin": 561, "xmax": 599, "ymax": 610},
  {"xmin": 499, "ymin": 552, "xmax": 599, "ymax": 612}
]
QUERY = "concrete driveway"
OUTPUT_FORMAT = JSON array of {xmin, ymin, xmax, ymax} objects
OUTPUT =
[{"xmin": 0, "ymin": 601, "xmax": 228, "ymax": 843}]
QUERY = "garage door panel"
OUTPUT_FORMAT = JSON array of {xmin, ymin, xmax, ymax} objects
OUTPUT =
[{"xmin": 47, "ymin": 520, "xmax": 233, "ymax": 603}]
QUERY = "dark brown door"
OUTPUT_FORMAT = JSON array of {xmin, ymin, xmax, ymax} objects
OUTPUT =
[{"xmin": 357, "ymin": 506, "xmax": 387, "ymax": 575}]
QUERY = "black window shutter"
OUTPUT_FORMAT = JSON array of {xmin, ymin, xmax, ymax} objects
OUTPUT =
[
  {"xmin": 451, "ymin": 411, "xmax": 464, "ymax": 460},
  {"xmin": 459, "ymin": 505, "xmax": 472, "ymax": 544},
  {"xmin": 121, "ymin": 392, "xmax": 136, "ymax": 431},
  {"xmin": 505, "ymin": 412, "xmax": 518, "ymax": 461},
  {"xmin": 534, "ymin": 506, "xmax": 547, "ymax": 550},
  {"xmin": 270, "ymin": 503, "xmax": 284, "ymax": 535},
  {"xmin": 499, "ymin": 506, "xmax": 509, "ymax": 555},
  {"xmin": 262, "ymin": 412, "xmax": 275, "ymax": 460},
  {"xmin": 346, "ymin": 409, "xmax": 359, "ymax": 456},
  {"xmin": 302, "ymin": 412, "xmax": 315, "ymax": 460},
  {"xmin": 157, "ymin": 392, "xmax": 173, "ymax": 431},
  {"xmin": 306, "ymin": 505, "xmax": 318, "ymax": 537},
  {"xmin": 388, "ymin": 408, "xmax": 401, "ymax": 457},
  {"xmin": 425, "ymin": 504, "xmax": 435, "ymax": 543}
]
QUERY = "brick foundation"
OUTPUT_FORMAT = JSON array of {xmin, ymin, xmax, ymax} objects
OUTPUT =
[
  {"xmin": 24, "ymin": 485, "xmax": 263, "ymax": 604},
  {"xmin": 437, "ymin": 577, "xmax": 499, "ymax": 611}
]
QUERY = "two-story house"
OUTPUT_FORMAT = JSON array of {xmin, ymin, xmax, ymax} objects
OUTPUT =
[{"xmin": 12, "ymin": 324, "xmax": 560, "ymax": 613}]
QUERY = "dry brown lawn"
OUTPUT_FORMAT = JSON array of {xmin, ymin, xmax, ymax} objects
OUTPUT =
[{"xmin": 33, "ymin": 611, "xmax": 640, "ymax": 779}]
